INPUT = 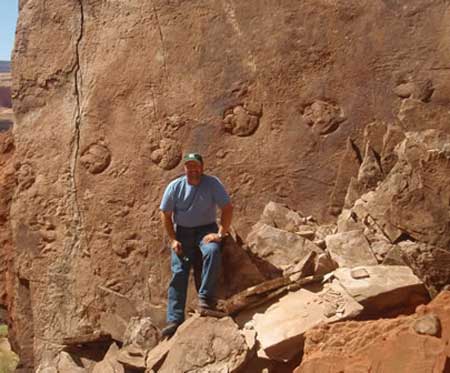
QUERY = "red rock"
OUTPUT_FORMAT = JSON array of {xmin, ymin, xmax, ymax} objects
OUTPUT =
[{"xmin": 295, "ymin": 291, "xmax": 450, "ymax": 373}]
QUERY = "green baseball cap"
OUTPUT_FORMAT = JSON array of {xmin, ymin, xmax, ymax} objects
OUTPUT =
[{"xmin": 183, "ymin": 152, "xmax": 203, "ymax": 164}]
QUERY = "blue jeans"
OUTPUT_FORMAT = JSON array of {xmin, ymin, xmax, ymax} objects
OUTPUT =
[{"xmin": 167, "ymin": 223, "xmax": 222, "ymax": 324}]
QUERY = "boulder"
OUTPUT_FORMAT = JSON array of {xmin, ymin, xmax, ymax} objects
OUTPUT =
[
  {"xmin": 122, "ymin": 317, "xmax": 160, "ymax": 351},
  {"xmin": 333, "ymin": 265, "xmax": 428, "ymax": 315},
  {"xmin": 248, "ymin": 280, "xmax": 363, "ymax": 362},
  {"xmin": 414, "ymin": 314, "xmax": 441, "ymax": 337},
  {"xmin": 246, "ymin": 223, "xmax": 323, "ymax": 276},
  {"xmin": 296, "ymin": 291, "xmax": 450, "ymax": 373},
  {"xmin": 155, "ymin": 316, "xmax": 250, "ymax": 373},
  {"xmin": 325, "ymin": 230, "xmax": 377, "ymax": 268}
]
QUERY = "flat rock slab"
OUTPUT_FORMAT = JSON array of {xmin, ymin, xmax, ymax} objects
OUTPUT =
[
  {"xmin": 333, "ymin": 265, "xmax": 428, "ymax": 313},
  {"xmin": 325, "ymin": 230, "xmax": 377, "ymax": 268},
  {"xmin": 247, "ymin": 222, "xmax": 323, "ymax": 275},
  {"xmin": 250, "ymin": 280, "xmax": 363, "ymax": 362}
]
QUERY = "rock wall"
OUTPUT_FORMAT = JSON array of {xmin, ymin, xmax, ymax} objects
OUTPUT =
[{"xmin": 10, "ymin": 0, "xmax": 450, "ymax": 367}]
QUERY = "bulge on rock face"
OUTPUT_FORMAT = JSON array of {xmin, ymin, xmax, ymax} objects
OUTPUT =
[{"xmin": 80, "ymin": 143, "xmax": 112, "ymax": 174}]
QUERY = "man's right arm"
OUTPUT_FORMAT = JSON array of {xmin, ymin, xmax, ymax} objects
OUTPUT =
[{"xmin": 160, "ymin": 210, "xmax": 183, "ymax": 255}]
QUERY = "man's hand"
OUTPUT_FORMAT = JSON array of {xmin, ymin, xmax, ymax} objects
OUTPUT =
[
  {"xmin": 202, "ymin": 233, "xmax": 222, "ymax": 244},
  {"xmin": 170, "ymin": 239, "xmax": 183, "ymax": 255}
]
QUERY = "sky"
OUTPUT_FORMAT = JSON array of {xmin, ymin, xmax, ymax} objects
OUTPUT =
[{"xmin": 0, "ymin": 0, "xmax": 19, "ymax": 61}]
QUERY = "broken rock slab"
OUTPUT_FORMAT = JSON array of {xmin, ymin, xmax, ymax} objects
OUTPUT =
[
  {"xmin": 325, "ymin": 230, "xmax": 377, "ymax": 268},
  {"xmin": 248, "ymin": 280, "xmax": 363, "ymax": 362},
  {"xmin": 333, "ymin": 265, "xmax": 429, "ymax": 315},
  {"xmin": 246, "ymin": 222, "xmax": 323, "ymax": 275}
]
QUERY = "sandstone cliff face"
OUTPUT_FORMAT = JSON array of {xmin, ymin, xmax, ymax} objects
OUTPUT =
[{"xmin": 10, "ymin": 0, "xmax": 450, "ymax": 368}]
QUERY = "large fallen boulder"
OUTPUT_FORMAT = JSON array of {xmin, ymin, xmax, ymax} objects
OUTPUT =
[
  {"xmin": 247, "ymin": 280, "xmax": 363, "ymax": 362},
  {"xmin": 333, "ymin": 265, "xmax": 428, "ymax": 315},
  {"xmin": 295, "ymin": 290, "xmax": 450, "ymax": 373}
]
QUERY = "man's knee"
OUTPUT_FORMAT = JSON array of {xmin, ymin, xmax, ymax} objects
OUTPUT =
[{"xmin": 201, "ymin": 242, "xmax": 221, "ymax": 258}]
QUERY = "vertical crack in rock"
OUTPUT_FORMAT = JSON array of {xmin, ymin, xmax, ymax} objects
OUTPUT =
[
  {"xmin": 69, "ymin": 0, "xmax": 85, "ymax": 257},
  {"xmin": 150, "ymin": 0, "xmax": 168, "ymax": 81}
]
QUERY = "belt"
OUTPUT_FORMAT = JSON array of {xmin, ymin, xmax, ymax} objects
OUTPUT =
[{"xmin": 176, "ymin": 222, "xmax": 217, "ymax": 231}]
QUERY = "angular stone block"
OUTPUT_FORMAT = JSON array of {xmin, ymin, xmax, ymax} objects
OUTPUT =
[
  {"xmin": 333, "ymin": 265, "xmax": 428, "ymax": 314},
  {"xmin": 247, "ymin": 223, "xmax": 323, "ymax": 275},
  {"xmin": 325, "ymin": 230, "xmax": 377, "ymax": 268}
]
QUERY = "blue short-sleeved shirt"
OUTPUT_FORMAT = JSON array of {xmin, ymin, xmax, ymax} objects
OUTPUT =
[{"xmin": 160, "ymin": 174, "xmax": 231, "ymax": 228}]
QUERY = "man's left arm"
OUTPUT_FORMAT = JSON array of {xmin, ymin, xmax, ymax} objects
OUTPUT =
[
  {"xmin": 203, "ymin": 202, "xmax": 233, "ymax": 244},
  {"xmin": 203, "ymin": 177, "xmax": 233, "ymax": 243},
  {"xmin": 218, "ymin": 202, "xmax": 233, "ymax": 237}
]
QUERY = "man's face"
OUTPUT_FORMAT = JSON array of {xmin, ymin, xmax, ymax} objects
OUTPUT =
[{"xmin": 184, "ymin": 161, "xmax": 203, "ymax": 185}]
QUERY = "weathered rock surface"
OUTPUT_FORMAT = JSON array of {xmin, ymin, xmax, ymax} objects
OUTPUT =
[
  {"xmin": 398, "ymin": 240, "xmax": 450, "ymax": 296},
  {"xmin": 296, "ymin": 291, "xmax": 450, "ymax": 373},
  {"xmin": 0, "ymin": 131, "xmax": 15, "ymax": 307},
  {"xmin": 348, "ymin": 130, "xmax": 450, "ymax": 247},
  {"xmin": 10, "ymin": 0, "xmax": 450, "ymax": 367}
]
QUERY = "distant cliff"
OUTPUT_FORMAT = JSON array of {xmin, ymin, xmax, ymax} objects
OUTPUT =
[
  {"xmin": 0, "ymin": 61, "xmax": 11, "ymax": 74},
  {"xmin": 0, "ymin": 61, "xmax": 12, "ymax": 132}
]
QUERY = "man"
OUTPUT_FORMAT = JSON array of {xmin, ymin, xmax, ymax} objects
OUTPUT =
[{"xmin": 159, "ymin": 152, "xmax": 233, "ymax": 337}]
